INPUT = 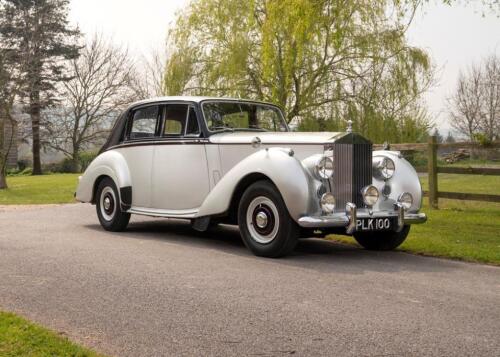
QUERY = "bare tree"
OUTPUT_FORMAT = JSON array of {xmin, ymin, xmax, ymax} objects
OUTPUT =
[
  {"xmin": 480, "ymin": 54, "xmax": 500, "ymax": 141},
  {"xmin": 449, "ymin": 54, "xmax": 500, "ymax": 142},
  {"xmin": 448, "ymin": 65, "xmax": 483, "ymax": 140},
  {"xmin": 44, "ymin": 35, "xmax": 138, "ymax": 172},
  {"xmin": 132, "ymin": 48, "xmax": 168, "ymax": 98}
]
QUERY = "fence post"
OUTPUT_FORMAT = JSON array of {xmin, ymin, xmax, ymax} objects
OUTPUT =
[{"xmin": 428, "ymin": 135, "xmax": 438, "ymax": 209}]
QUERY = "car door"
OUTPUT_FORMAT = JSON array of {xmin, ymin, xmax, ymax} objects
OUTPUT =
[
  {"xmin": 118, "ymin": 105, "xmax": 160, "ymax": 208},
  {"xmin": 150, "ymin": 103, "xmax": 210, "ymax": 212}
]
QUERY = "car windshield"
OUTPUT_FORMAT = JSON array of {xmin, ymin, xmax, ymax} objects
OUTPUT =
[{"xmin": 202, "ymin": 101, "xmax": 288, "ymax": 132}]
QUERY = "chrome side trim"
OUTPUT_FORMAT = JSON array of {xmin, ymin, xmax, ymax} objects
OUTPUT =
[{"xmin": 128, "ymin": 206, "xmax": 198, "ymax": 219}]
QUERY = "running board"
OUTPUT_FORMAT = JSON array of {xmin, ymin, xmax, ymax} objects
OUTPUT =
[{"xmin": 127, "ymin": 207, "xmax": 198, "ymax": 219}]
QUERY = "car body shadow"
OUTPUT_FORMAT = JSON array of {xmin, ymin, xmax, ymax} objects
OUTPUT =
[{"xmin": 84, "ymin": 217, "xmax": 458, "ymax": 274}]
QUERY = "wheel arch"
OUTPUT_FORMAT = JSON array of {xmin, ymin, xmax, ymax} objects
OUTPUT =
[{"xmin": 226, "ymin": 172, "xmax": 274, "ymax": 224}]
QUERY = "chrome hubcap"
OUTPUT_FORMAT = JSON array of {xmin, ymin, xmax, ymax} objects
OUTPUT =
[
  {"xmin": 103, "ymin": 197, "xmax": 111, "ymax": 210},
  {"xmin": 246, "ymin": 196, "xmax": 280, "ymax": 244},
  {"xmin": 100, "ymin": 186, "xmax": 116, "ymax": 222},
  {"xmin": 255, "ymin": 211, "xmax": 268, "ymax": 228}
]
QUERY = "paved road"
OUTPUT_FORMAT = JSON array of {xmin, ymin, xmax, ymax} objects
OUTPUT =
[{"xmin": 1, "ymin": 204, "xmax": 499, "ymax": 356}]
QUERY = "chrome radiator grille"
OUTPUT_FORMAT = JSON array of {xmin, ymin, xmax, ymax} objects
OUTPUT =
[{"xmin": 327, "ymin": 134, "xmax": 372, "ymax": 212}]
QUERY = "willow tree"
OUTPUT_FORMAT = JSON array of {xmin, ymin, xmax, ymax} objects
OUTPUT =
[{"xmin": 164, "ymin": 0, "xmax": 433, "ymax": 142}]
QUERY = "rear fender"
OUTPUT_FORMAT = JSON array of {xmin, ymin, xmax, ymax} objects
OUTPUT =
[{"xmin": 75, "ymin": 150, "xmax": 132, "ymax": 206}]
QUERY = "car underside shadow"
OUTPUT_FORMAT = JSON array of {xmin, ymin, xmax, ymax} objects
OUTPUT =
[{"xmin": 83, "ymin": 216, "xmax": 456, "ymax": 274}]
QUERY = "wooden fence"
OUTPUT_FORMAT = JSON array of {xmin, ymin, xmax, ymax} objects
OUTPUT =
[{"xmin": 374, "ymin": 136, "xmax": 500, "ymax": 208}]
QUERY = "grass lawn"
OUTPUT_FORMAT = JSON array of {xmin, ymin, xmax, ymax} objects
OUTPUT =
[
  {"xmin": 329, "ymin": 173, "xmax": 500, "ymax": 265},
  {"xmin": 0, "ymin": 311, "xmax": 102, "ymax": 357},
  {"xmin": 0, "ymin": 174, "xmax": 79, "ymax": 205}
]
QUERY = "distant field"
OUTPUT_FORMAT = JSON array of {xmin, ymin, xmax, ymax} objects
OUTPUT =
[
  {"xmin": 420, "ymin": 173, "xmax": 500, "ymax": 195},
  {"xmin": 0, "ymin": 174, "xmax": 79, "ymax": 205}
]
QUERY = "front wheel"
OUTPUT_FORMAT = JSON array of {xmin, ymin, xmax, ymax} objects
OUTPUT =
[
  {"xmin": 96, "ymin": 177, "xmax": 130, "ymax": 232},
  {"xmin": 353, "ymin": 225, "xmax": 410, "ymax": 251},
  {"xmin": 238, "ymin": 180, "xmax": 299, "ymax": 258}
]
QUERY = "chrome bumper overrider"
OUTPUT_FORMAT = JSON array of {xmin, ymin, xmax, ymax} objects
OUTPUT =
[{"xmin": 297, "ymin": 202, "xmax": 427, "ymax": 234}]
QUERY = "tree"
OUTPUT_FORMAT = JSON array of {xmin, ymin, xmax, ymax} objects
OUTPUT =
[
  {"xmin": 445, "ymin": 131, "xmax": 456, "ymax": 143},
  {"xmin": 0, "ymin": 46, "xmax": 20, "ymax": 189},
  {"xmin": 0, "ymin": 0, "xmax": 80, "ymax": 175},
  {"xmin": 449, "ymin": 54, "xmax": 499, "ymax": 142},
  {"xmin": 163, "ymin": 0, "xmax": 432, "ymax": 143},
  {"xmin": 432, "ymin": 128, "xmax": 443, "ymax": 143},
  {"xmin": 43, "ymin": 35, "xmax": 138, "ymax": 172},
  {"xmin": 132, "ymin": 48, "xmax": 169, "ymax": 98}
]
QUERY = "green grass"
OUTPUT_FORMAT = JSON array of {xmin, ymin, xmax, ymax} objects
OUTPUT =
[
  {"xmin": 0, "ymin": 174, "xmax": 79, "ymax": 205},
  {"xmin": 0, "ymin": 311, "xmax": 103, "ymax": 357},
  {"xmin": 329, "ymin": 173, "xmax": 500, "ymax": 265}
]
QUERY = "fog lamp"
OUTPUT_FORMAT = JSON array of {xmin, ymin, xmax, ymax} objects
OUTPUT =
[
  {"xmin": 320, "ymin": 192, "xmax": 336, "ymax": 213},
  {"xmin": 398, "ymin": 192, "xmax": 413, "ymax": 210},
  {"xmin": 362, "ymin": 185, "xmax": 379, "ymax": 206}
]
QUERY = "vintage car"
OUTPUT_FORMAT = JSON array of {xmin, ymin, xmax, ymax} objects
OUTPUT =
[{"xmin": 76, "ymin": 96, "xmax": 427, "ymax": 257}]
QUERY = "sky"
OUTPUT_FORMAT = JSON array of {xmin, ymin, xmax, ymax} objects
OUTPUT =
[{"xmin": 68, "ymin": 0, "xmax": 500, "ymax": 135}]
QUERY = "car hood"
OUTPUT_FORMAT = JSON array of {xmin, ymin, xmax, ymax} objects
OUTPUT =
[{"xmin": 208, "ymin": 131, "xmax": 344, "ymax": 144}]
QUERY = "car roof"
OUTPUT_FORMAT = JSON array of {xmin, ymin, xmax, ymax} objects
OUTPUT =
[{"xmin": 128, "ymin": 96, "xmax": 280, "ymax": 108}]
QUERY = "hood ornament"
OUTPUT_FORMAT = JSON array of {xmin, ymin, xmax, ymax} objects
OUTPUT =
[{"xmin": 346, "ymin": 120, "xmax": 353, "ymax": 133}]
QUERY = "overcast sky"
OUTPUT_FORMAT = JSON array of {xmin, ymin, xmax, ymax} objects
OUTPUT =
[{"xmin": 69, "ymin": 0, "xmax": 500, "ymax": 134}]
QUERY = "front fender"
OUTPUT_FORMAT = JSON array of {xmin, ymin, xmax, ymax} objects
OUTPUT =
[
  {"xmin": 75, "ymin": 150, "xmax": 132, "ymax": 203},
  {"xmin": 371, "ymin": 151, "xmax": 423, "ymax": 213},
  {"xmin": 196, "ymin": 147, "xmax": 315, "ymax": 222}
]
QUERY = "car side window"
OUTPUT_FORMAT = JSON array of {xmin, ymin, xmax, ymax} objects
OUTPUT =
[
  {"xmin": 163, "ymin": 104, "xmax": 188, "ymax": 136},
  {"xmin": 128, "ymin": 106, "xmax": 159, "ymax": 140}
]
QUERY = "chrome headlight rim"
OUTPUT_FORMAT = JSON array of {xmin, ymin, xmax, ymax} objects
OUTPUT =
[
  {"xmin": 361, "ymin": 185, "xmax": 379, "ymax": 207},
  {"xmin": 398, "ymin": 192, "xmax": 413, "ymax": 211},
  {"xmin": 315, "ymin": 155, "xmax": 334, "ymax": 180},
  {"xmin": 320, "ymin": 192, "xmax": 336, "ymax": 214},
  {"xmin": 373, "ymin": 156, "xmax": 395, "ymax": 180}
]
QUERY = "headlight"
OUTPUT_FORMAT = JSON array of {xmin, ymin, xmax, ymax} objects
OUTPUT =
[
  {"xmin": 398, "ymin": 192, "xmax": 413, "ymax": 210},
  {"xmin": 315, "ymin": 156, "xmax": 334, "ymax": 179},
  {"xmin": 320, "ymin": 192, "xmax": 335, "ymax": 213},
  {"xmin": 373, "ymin": 156, "xmax": 395, "ymax": 180},
  {"xmin": 361, "ymin": 185, "xmax": 379, "ymax": 206}
]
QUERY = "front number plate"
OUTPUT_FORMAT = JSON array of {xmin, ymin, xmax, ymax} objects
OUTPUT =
[{"xmin": 356, "ymin": 217, "xmax": 392, "ymax": 231}]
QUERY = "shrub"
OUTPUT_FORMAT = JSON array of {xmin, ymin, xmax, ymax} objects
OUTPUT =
[{"xmin": 78, "ymin": 151, "xmax": 98, "ymax": 172}]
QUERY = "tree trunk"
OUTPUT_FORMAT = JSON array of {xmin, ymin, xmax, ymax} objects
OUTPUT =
[
  {"xmin": 0, "ymin": 112, "xmax": 7, "ymax": 189},
  {"xmin": 0, "ymin": 168, "xmax": 7, "ymax": 189},
  {"xmin": 70, "ymin": 153, "xmax": 80, "ymax": 173},
  {"xmin": 30, "ymin": 92, "xmax": 42, "ymax": 175}
]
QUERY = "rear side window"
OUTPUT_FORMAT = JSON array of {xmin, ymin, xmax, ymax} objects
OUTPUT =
[
  {"xmin": 128, "ymin": 106, "xmax": 159, "ymax": 140},
  {"xmin": 162, "ymin": 104, "xmax": 200, "ymax": 137},
  {"xmin": 163, "ymin": 104, "xmax": 188, "ymax": 136}
]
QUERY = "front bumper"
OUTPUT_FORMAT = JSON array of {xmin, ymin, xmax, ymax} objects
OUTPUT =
[{"xmin": 297, "ymin": 202, "xmax": 427, "ymax": 234}]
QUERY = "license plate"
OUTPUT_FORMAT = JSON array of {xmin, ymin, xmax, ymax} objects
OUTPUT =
[{"xmin": 356, "ymin": 217, "xmax": 393, "ymax": 231}]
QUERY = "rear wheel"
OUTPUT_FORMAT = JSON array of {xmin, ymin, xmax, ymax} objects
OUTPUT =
[
  {"xmin": 353, "ymin": 226, "xmax": 410, "ymax": 250},
  {"xmin": 238, "ymin": 180, "xmax": 299, "ymax": 258},
  {"xmin": 96, "ymin": 177, "xmax": 130, "ymax": 232}
]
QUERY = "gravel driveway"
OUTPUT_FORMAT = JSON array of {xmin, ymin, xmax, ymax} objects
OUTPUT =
[{"xmin": 0, "ymin": 204, "xmax": 499, "ymax": 356}]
